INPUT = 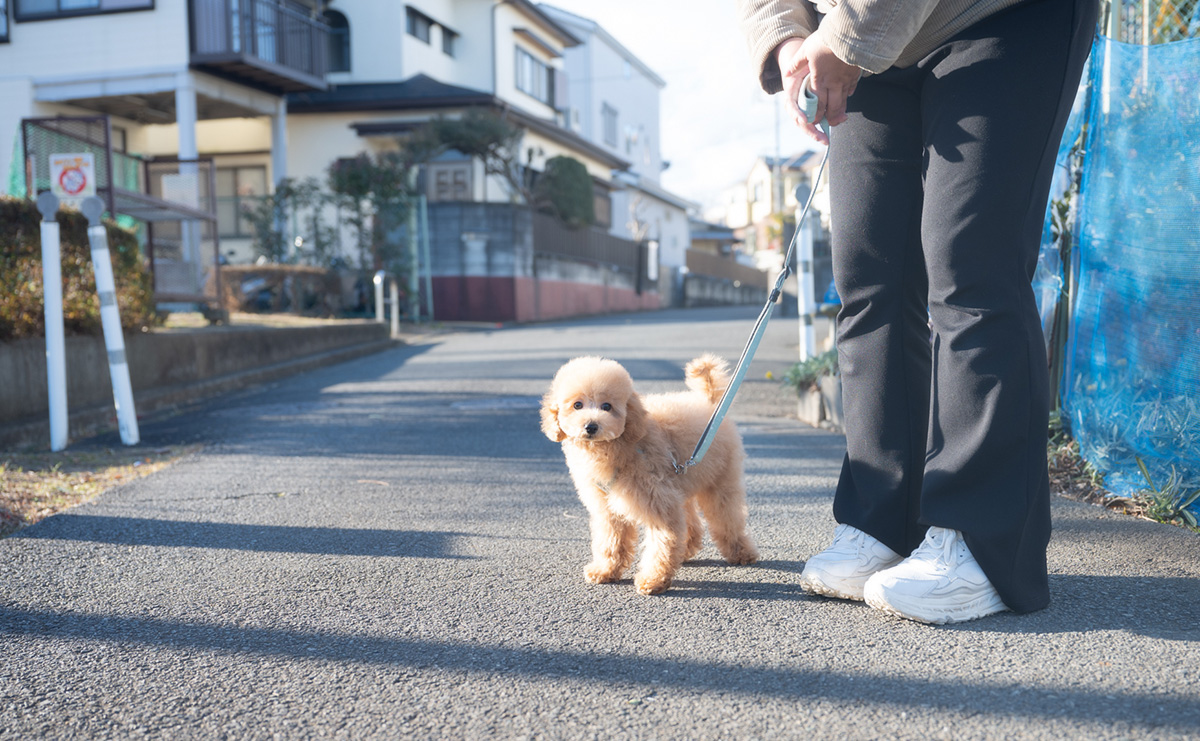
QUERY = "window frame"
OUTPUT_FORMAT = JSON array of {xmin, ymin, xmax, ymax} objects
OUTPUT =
[
  {"xmin": 215, "ymin": 165, "xmax": 269, "ymax": 240},
  {"xmin": 406, "ymin": 6, "xmax": 432, "ymax": 44},
  {"xmin": 14, "ymin": 0, "xmax": 152, "ymax": 23},
  {"xmin": 324, "ymin": 9, "xmax": 350, "ymax": 73},
  {"xmin": 0, "ymin": 0, "xmax": 9, "ymax": 42},
  {"xmin": 515, "ymin": 46, "xmax": 554, "ymax": 106},
  {"xmin": 601, "ymin": 103, "xmax": 618, "ymax": 148}
]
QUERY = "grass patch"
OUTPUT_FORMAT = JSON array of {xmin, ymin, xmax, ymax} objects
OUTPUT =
[{"xmin": 0, "ymin": 445, "xmax": 200, "ymax": 538}]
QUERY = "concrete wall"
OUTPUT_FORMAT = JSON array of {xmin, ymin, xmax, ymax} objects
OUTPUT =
[{"xmin": 1, "ymin": 321, "xmax": 392, "ymax": 449}]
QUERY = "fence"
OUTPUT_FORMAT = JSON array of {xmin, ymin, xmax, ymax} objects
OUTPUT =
[
  {"xmin": 532, "ymin": 210, "xmax": 643, "ymax": 277},
  {"xmin": 685, "ymin": 249, "xmax": 770, "ymax": 290},
  {"xmin": 1039, "ymin": 2, "xmax": 1200, "ymax": 508}
]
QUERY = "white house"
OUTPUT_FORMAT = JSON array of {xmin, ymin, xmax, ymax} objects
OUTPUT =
[
  {"xmin": 538, "ymin": 4, "xmax": 695, "ymax": 287},
  {"xmin": 0, "ymin": 0, "xmax": 330, "ymax": 300}
]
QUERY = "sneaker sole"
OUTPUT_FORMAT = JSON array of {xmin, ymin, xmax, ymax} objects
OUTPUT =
[
  {"xmin": 799, "ymin": 573, "xmax": 865, "ymax": 602},
  {"xmin": 863, "ymin": 583, "xmax": 1008, "ymax": 625}
]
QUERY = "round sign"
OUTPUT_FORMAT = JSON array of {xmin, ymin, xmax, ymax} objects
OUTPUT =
[{"xmin": 58, "ymin": 166, "xmax": 88, "ymax": 196}]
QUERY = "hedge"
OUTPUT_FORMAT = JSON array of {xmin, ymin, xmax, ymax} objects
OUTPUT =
[{"xmin": 0, "ymin": 196, "xmax": 155, "ymax": 341}]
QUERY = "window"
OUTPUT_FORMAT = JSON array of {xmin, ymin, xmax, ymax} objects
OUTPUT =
[
  {"xmin": 406, "ymin": 6, "xmax": 432, "ymax": 44},
  {"xmin": 601, "ymin": 104, "xmax": 618, "ymax": 147},
  {"xmin": 427, "ymin": 163, "xmax": 471, "ymax": 202},
  {"xmin": 324, "ymin": 9, "xmax": 350, "ymax": 72},
  {"xmin": 14, "ymin": 0, "xmax": 150, "ymax": 21},
  {"xmin": 515, "ymin": 47, "xmax": 553, "ymax": 106},
  {"xmin": 592, "ymin": 185, "xmax": 611, "ymax": 229},
  {"xmin": 442, "ymin": 27, "xmax": 457, "ymax": 57},
  {"xmin": 1, "ymin": 0, "xmax": 8, "ymax": 42},
  {"xmin": 216, "ymin": 166, "xmax": 267, "ymax": 239}
]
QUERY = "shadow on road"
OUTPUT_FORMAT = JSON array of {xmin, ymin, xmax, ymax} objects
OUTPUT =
[
  {"xmin": 1, "ymin": 603, "xmax": 1195, "ymax": 731},
  {"xmin": 13, "ymin": 514, "xmax": 474, "ymax": 559}
]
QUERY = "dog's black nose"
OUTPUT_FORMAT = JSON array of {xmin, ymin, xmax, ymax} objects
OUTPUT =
[{"xmin": 584, "ymin": 422, "xmax": 599, "ymax": 436}]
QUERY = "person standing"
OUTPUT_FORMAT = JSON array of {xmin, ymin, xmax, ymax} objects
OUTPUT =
[{"xmin": 738, "ymin": 0, "xmax": 1098, "ymax": 623}]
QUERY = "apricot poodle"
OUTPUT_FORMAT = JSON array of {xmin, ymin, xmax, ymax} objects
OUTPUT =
[{"xmin": 540, "ymin": 355, "xmax": 758, "ymax": 595}]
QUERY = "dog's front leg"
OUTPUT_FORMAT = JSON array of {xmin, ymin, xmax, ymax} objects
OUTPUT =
[
  {"xmin": 635, "ymin": 510, "xmax": 687, "ymax": 595},
  {"xmin": 584, "ymin": 504, "xmax": 636, "ymax": 584}
]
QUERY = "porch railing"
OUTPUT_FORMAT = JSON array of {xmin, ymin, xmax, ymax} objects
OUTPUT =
[{"xmin": 190, "ymin": 0, "xmax": 329, "ymax": 87}]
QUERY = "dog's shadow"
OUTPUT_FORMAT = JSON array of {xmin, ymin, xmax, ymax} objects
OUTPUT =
[{"xmin": 655, "ymin": 558, "xmax": 811, "ymax": 601}]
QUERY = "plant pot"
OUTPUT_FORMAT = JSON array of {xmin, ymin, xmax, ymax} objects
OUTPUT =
[
  {"xmin": 818, "ymin": 374, "xmax": 844, "ymax": 432},
  {"xmin": 796, "ymin": 385, "xmax": 824, "ymax": 428}
]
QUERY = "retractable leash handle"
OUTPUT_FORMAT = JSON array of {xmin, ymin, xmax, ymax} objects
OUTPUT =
[
  {"xmin": 799, "ymin": 73, "xmax": 831, "ymax": 137},
  {"xmin": 681, "ymin": 75, "xmax": 830, "ymax": 473}
]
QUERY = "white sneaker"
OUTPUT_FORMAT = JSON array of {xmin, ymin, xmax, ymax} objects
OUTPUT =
[
  {"xmin": 799, "ymin": 524, "xmax": 903, "ymax": 601},
  {"xmin": 863, "ymin": 526, "xmax": 1009, "ymax": 625}
]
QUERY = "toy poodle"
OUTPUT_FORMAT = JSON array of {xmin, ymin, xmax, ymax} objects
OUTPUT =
[{"xmin": 540, "ymin": 354, "xmax": 758, "ymax": 595}]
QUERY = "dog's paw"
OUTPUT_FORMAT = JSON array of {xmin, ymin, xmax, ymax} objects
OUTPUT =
[
  {"xmin": 722, "ymin": 542, "xmax": 760, "ymax": 565},
  {"xmin": 634, "ymin": 575, "xmax": 672, "ymax": 595},
  {"xmin": 584, "ymin": 562, "xmax": 624, "ymax": 584}
]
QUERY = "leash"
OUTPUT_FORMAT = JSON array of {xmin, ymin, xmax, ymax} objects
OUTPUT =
[{"xmin": 678, "ymin": 76, "xmax": 830, "ymax": 473}]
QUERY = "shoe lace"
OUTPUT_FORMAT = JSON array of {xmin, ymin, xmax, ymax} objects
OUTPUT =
[{"xmin": 922, "ymin": 527, "xmax": 965, "ymax": 566}]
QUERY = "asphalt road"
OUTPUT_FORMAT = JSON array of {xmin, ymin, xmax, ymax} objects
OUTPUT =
[{"xmin": 2, "ymin": 306, "xmax": 1197, "ymax": 739}]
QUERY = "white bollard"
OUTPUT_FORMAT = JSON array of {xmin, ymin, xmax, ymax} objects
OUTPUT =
[
  {"xmin": 81, "ymin": 197, "xmax": 140, "ymax": 446},
  {"xmin": 37, "ymin": 193, "xmax": 69, "ymax": 451}
]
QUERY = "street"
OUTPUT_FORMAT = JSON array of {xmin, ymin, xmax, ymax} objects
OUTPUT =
[{"xmin": 1, "ymin": 306, "xmax": 1197, "ymax": 739}]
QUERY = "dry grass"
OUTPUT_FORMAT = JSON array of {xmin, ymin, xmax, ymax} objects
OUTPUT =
[{"xmin": 0, "ymin": 445, "xmax": 200, "ymax": 538}]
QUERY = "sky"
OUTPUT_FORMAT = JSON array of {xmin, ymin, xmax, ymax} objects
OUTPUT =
[{"xmin": 540, "ymin": 0, "xmax": 819, "ymax": 215}]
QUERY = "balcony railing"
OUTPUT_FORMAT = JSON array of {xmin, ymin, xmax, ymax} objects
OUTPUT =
[{"xmin": 190, "ymin": 0, "xmax": 329, "ymax": 93}]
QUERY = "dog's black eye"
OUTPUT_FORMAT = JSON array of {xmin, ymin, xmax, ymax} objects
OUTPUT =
[
  {"xmin": 572, "ymin": 401, "xmax": 583, "ymax": 410},
  {"xmin": 600, "ymin": 403, "xmax": 612, "ymax": 412}
]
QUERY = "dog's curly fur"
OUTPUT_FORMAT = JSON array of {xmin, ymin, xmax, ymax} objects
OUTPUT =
[{"xmin": 540, "ymin": 355, "xmax": 758, "ymax": 595}]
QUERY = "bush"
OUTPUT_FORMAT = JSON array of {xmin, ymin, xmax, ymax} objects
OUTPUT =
[
  {"xmin": 783, "ymin": 349, "xmax": 839, "ymax": 394},
  {"xmin": 535, "ymin": 156, "xmax": 594, "ymax": 227},
  {"xmin": 0, "ymin": 196, "xmax": 155, "ymax": 341}
]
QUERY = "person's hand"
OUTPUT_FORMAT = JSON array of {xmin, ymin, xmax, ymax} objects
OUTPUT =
[{"xmin": 776, "ymin": 33, "xmax": 862, "ymax": 145}]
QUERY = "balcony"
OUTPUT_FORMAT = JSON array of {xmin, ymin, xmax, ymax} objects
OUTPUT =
[{"xmin": 189, "ymin": 0, "xmax": 329, "ymax": 94}]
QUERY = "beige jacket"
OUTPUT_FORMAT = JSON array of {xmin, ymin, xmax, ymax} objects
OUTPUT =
[{"xmin": 738, "ymin": 0, "xmax": 1027, "ymax": 92}]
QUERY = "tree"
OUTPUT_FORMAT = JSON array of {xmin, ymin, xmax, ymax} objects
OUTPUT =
[
  {"xmin": 327, "ymin": 151, "xmax": 412, "ymax": 272},
  {"xmin": 534, "ymin": 156, "xmax": 594, "ymax": 228},
  {"xmin": 423, "ymin": 109, "xmax": 531, "ymax": 204}
]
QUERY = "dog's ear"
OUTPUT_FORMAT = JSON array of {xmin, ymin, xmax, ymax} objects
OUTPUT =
[
  {"xmin": 540, "ymin": 393, "xmax": 566, "ymax": 442},
  {"xmin": 622, "ymin": 393, "xmax": 648, "ymax": 444}
]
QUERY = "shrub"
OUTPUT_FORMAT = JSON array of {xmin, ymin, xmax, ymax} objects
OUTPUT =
[
  {"xmin": 0, "ymin": 196, "xmax": 155, "ymax": 341},
  {"xmin": 535, "ymin": 156, "xmax": 595, "ymax": 228},
  {"xmin": 783, "ymin": 349, "xmax": 839, "ymax": 394}
]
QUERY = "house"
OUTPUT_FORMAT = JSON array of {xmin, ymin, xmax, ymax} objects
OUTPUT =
[
  {"xmin": 276, "ymin": 0, "xmax": 665, "ymax": 322},
  {"xmin": 538, "ymin": 4, "xmax": 695, "ymax": 303},
  {"xmin": 719, "ymin": 150, "xmax": 829, "ymax": 274},
  {"xmin": 0, "ymin": 0, "xmax": 330, "ymax": 306}
]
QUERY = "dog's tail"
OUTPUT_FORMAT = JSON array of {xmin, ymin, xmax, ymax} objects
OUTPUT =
[{"xmin": 684, "ymin": 354, "xmax": 732, "ymax": 404}]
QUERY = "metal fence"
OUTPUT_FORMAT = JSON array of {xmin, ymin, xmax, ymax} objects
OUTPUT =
[
  {"xmin": 1101, "ymin": 0, "xmax": 1200, "ymax": 43},
  {"xmin": 532, "ymin": 211, "xmax": 643, "ymax": 276},
  {"xmin": 685, "ymin": 249, "xmax": 770, "ymax": 290}
]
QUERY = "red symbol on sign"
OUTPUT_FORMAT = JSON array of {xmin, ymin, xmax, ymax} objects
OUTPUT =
[{"xmin": 59, "ymin": 166, "xmax": 88, "ymax": 196}]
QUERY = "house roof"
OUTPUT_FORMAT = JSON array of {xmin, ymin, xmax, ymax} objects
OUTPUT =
[
  {"xmin": 538, "ymin": 4, "xmax": 666, "ymax": 88},
  {"xmin": 689, "ymin": 220, "xmax": 741, "ymax": 242},
  {"xmin": 761, "ymin": 151, "xmax": 821, "ymax": 171},
  {"xmin": 508, "ymin": 0, "xmax": 582, "ymax": 48},
  {"xmin": 291, "ymin": 75, "xmax": 630, "ymax": 171},
  {"xmin": 287, "ymin": 75, "xmax": 494, "ymax": 113}
]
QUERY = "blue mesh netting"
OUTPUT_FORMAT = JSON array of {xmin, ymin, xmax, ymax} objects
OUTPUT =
[{"xmin": 1038, "ymin": 34, "xmax": 1200, "ymax": 509}]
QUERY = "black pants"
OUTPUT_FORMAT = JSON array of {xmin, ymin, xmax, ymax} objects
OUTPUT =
[{"xmin": 828, "ymin": 0, "xmax": 1098, "ymax": 613}]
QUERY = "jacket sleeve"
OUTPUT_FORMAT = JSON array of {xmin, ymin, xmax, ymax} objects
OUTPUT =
[
  {"xmin": 819, "ymin": 0, "xmax": 943, "ymax": 74},
  {"xmin": 738, "ymin": 0, "xmax": 944, "ymax": 93},
  {"xmin": 737, "ymin": 0, "xmax": 820, "ymax": 94}
]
